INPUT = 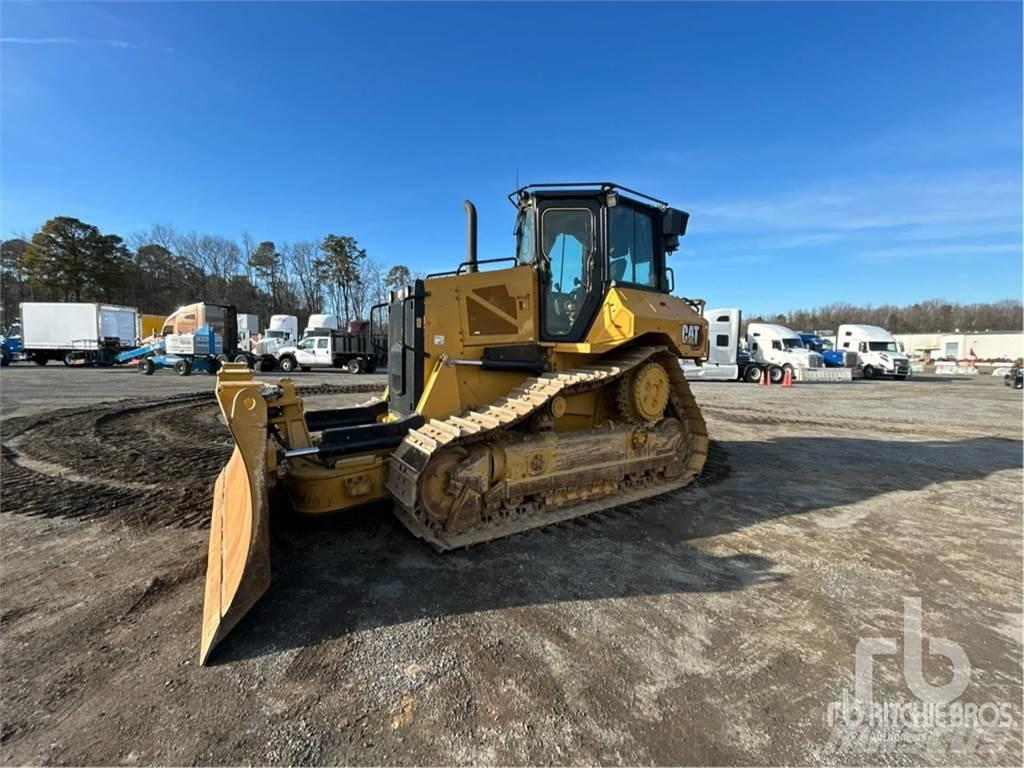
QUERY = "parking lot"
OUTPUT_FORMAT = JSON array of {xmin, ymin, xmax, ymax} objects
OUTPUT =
[{"xmin": 1, "ymin": 365, "xmax": 1021, "ymax": 765}]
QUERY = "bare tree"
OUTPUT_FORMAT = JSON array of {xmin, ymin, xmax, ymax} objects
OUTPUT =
[{"xmin": 289, "ymin": 240, "xmax": 324, "ymax": 314}]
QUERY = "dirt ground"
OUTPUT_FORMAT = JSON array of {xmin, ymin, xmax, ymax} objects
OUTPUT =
[{"xmin": 0, "ymin": 365, "xmax": 1020, "ymax": 766}]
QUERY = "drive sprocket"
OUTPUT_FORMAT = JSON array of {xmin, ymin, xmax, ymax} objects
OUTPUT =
[{"xmin": 617, "ymin": 360, "xmax": 671, "ymax": 422}]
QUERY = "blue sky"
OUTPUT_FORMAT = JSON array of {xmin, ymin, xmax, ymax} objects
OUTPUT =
[{"xmin": 2, "ymin": 1, "xmax": 1021, "ymax": 315}]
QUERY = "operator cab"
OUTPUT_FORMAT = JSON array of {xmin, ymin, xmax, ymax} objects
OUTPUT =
[{"xmin": 511, "ymin": 182, "xmax": 689, "ymax": 342}]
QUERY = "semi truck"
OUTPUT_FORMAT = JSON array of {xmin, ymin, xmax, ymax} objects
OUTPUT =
[
  {"xmin": 681, "ymin": 308, "xmax": 856, "ymax": 383},
  {"xmin": 302, "ymin": 314, "xmax": 340, "ymax": 339},
  {"xmin": 834, "ymin": 324, "xmax": 911, "ymax": 379},
  {"xmin": 797, "ymin": 332, "xmax": 854, "ymax": 368},
  {"xmin": 157, "ymin": 302, "xmax": 256, "ymax": 367},
  {"xmin": 19, "ymin": 302, "xmax": 139, "ymax": 366},
  {"xmin": 251, "ymin": 314, "xmax": 299, "ymax": 365},
  {"xmin": 746, "ymin": 322, "xmax": 825, "ymax": 377},
  {"xmin": 273, "ymin": 324, "xmax": 386, "ymax": 374}
]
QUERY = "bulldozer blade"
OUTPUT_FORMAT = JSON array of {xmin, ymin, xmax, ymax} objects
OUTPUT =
[{"xmin": 200, "ymin": 373, "xmax": 272, "ymax": 665}]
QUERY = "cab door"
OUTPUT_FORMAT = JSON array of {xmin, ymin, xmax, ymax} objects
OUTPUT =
[
  {"xmin": 295, "ymin": 338, "xmax": 316, "ymax": 365},
  {"xmin": 314, "ymin": 337, "xmax": 331, "ymax": 366},
  {"xmin": 537, "ymin": 200, "xmax": 603, "ymax": 342}
]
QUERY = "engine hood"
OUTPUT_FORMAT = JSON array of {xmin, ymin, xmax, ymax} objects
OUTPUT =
[{"xmin": 787, "ymin": 349, "xmax": 824, "ymax": 365}]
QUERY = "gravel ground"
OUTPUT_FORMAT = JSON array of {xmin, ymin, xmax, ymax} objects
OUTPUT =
[{"xmin": 0, "ymin": 365, "xmax": 1020, "ymax": 766}]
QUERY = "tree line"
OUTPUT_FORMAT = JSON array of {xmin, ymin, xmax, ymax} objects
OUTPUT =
[
  {"xmin": 2, "ymin": 217, "xmax": 1020, "ymax": 336},
  {"xmin": 0, "ymin": 216, "xmax": 417, "ymax": 331},
  {"xmin": 747, "ymin": 299, "xmax": 1023, "ymax": 335}
]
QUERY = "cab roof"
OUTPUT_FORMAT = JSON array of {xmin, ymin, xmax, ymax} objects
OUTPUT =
[
  {"xmin": 747, "ymin": 322, "xmax": 801, "ymax": 338},
  {"xmin": 510, "ymin": 181, "xmax": 668, "ymax": 210},
  {"xmin": 837, "ymin": 324, "xmax": 896, "ymax": 341}
]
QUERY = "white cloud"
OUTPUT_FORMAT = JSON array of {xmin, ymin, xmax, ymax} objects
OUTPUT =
[
  {"xmin": 674, "ymin": 171, "xmax": 1022, "ymax": 269},
  {"xmin": 855, "ymin": 242, "xmax": 1022, "ymax": 263},
  {"xmin": 694, "ymin": 172, "xmax": 1020, "ymax": 235},
  {"xmin": 0, "ymin": 37, "xmax": 147, "ymax": 49}
]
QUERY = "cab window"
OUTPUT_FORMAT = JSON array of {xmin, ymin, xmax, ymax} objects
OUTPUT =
[
  {"xmin": 608, "ymin": 205, "xmax": 657, "ymax": 288},
  {"xmin": 515, "ymin": 207, "xmax": 536, "ymax": 265},
  {"xmin": 316, "ymin": 338, "xmax": 329, "ymax": 349},
  {"xmin": 300, "ymin": 339, "xmax": 315, "ymax": 350},
  {"xmin": 541, "ymin": 208, "xmax": 593, "ymax": 337}
]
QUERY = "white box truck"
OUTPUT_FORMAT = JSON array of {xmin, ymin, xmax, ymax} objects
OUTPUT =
[
  {"xmin": 20, "ymin": 302, "xmax": 139, "ymax": 366},
  {"xmin": 835, "ymin": 324, "xmax": 911, "ymax": 379}
]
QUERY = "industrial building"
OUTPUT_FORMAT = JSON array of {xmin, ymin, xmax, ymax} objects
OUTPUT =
[{"xmin": 894, "ymin": 331, "xmax": 1024, "ymax": 362}]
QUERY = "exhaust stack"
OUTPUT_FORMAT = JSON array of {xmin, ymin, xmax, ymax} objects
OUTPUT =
[{"xmin": 464, "ymin": 200, "xmax": 478, "ymax": 273}]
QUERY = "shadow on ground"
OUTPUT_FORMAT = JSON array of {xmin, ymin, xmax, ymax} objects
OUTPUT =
[{"xmin": 210, "ymin": 434, "xmax": 1022, "ymax": 664}]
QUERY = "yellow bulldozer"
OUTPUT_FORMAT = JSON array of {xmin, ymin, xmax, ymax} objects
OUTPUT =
[{"xmin": 201, "ymin": 182, "xmax": 710, "ymax": 663}]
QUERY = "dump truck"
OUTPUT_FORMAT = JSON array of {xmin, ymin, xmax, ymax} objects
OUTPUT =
[
  {"xmin": 273, "ymin": 321, "xmax": 386, "ymax": 374},
  {"xmin": 201, "ymin": 182, "xmax": 711, "ymax": 663}
]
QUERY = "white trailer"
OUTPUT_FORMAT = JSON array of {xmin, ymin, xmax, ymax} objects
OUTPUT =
[
  {"xmin": 20, "ymin": 302, "xmax": 139, "ymax": 366},
  {"xmin": 835, "ymin": 324, "xmax": 911, "ymax": 379}
]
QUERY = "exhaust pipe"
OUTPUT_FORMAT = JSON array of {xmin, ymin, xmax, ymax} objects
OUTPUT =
[{"xmin": 464, "ymin": 200, "xmax": 478, "ymax": 273}]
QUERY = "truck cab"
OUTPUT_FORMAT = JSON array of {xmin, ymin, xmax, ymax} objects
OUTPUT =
[
  {"xmin": 252, "ymin": 314, "xmax": 298, "ymax": 358},
  {"xmin": 158, "ymin": 303, "xmax": 238, "ymax": 353},
  {"xmin": 291, "ymin": 335, "xmax": 331, "ymax": 370},
  {"xmin": 798, "ymin": 332, "xmax": 852, "ymax": 368},
  {"xmin": 747, "ymin": 323, "xmax": 824, "ymax": 371},
  {"xmin": 1, "ymin": 321, "xmax": 23, "ymax": 365},
  {"xmin": 683, "ymin": 307, "xmax": 752, "ymax": 380},
  {"xmin": 302, "ymin": 314, "xmax": 339, "ymax": 339},
  {"xmin": 835, "ymin": 324, "xmax": 911, "ymax": 379}
]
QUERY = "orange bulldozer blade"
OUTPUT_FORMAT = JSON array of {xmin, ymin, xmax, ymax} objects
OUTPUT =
[{"xmin": 200, "ymin": 369, "xmax": 273, "ymax": 665}]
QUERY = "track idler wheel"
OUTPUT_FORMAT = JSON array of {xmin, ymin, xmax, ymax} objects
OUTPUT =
[
  {"xmin": 417, "ymin": 445, "xmax": 497, "ymax": 536},
  {"xmin": 618, "ymin": 360, "xmax": 671, "ymax": 422}
]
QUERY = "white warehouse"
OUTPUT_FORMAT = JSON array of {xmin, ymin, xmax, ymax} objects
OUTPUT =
[{"xmin": 894, "ymin": 331, "xmax": 1024, "ymax": 362}]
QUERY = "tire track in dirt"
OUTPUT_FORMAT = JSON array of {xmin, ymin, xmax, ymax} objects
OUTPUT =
[
  {"xmin": 1, "ymin": 384, "xmax": 383, "ymax": 529},
  {"xmin": 2, "ymin": 384, "xmax": 731, "ymax": 530}
]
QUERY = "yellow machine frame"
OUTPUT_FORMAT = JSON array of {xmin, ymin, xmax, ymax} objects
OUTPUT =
[{"xmin": 216, "ymin": 265, "xmax": 707, "ymax": 518}]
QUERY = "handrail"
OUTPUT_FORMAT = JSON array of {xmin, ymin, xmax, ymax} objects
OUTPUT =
[{"xmin": 426, "ymin": 256, "xmax": 518, "ymax": 279}]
